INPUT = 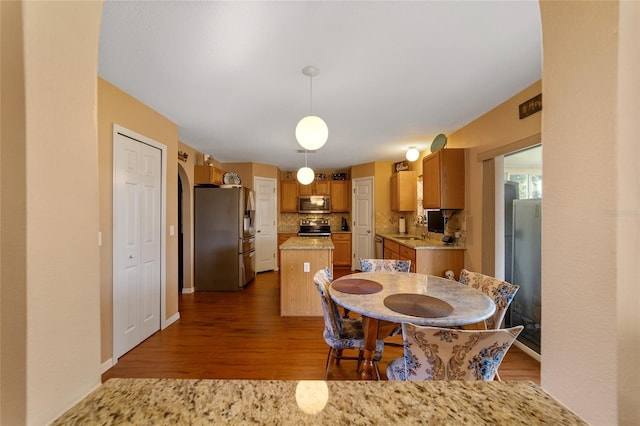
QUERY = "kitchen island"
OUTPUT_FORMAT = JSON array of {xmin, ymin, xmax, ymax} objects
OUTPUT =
[
  {"xmin": 279, "ymin": 237, "xmax": 333, "ymax": 316},
  {"xmin": 52, "ymin": 378, "xmax": 586, "ymax": 425}
]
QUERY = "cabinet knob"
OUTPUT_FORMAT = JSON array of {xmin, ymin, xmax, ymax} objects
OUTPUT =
[{"xmin": 367, "ymin": 230, "xmax": 371, "ymax": 234}]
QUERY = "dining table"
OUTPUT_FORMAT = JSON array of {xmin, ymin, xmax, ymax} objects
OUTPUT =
[{"xmin": 329, "ymin": 271, "xmax": 496, "ymax": 380}]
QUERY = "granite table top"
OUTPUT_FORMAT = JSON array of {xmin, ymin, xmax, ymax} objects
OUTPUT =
[
  {"xmin": 279, "ymin": 236, "xmax": 334, "ymax": 250},
  {"xmin": 331, "ymin": 272, "xmax": 495, "ymax": 327},
  {"xmin": 52, "ymin": 378, "xmax": 586, "ymax": 425}
]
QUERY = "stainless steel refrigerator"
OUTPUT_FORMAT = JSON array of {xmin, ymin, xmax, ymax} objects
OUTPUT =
[
  {"xmin": 194, "ymin": 186, "xmax": 255, "ymax": 291},
  {"xmin": 508, "ymin": 198, "xmax": 541, "ymax": 353}
]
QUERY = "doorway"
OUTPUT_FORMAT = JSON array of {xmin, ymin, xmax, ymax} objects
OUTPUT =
[
  {"xmin": 352, "ymin": 177, "xmax": 374, "ymax": 270},
  {"xmin": 503, "ymin": 145, "xmax": 542, "ymax": 354}
]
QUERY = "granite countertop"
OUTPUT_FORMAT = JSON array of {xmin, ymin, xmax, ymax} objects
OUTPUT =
[
  {"xmin": 280, "ymin": 237, "xmax": 334, "ymax": 250},
  {"xmin": 52, "ymin": 378, "xmax": 586, "ymax": 425},
  {"xmin": 377, "ymin": 233, "xmax": 465, "ymax": 250}
]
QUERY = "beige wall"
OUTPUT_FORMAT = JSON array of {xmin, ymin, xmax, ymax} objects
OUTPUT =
[
  {"xmin": 437, "ymin": 81, "xmax": 542, "ymax": 272},
  {"xmin": 540, "ymin": 2, "xmax": 639, "ymax": 424},
  {"xmin": 616, "ymin": 2, "xmax": 640, "ymax": 424},
  {"xmin": 222, "ymin": 162, "xmax": 279, "ymax": 189},
  {"xmin": 97, "ymin": 78, "xmax": 180, "ymax": 364},
  {"xmin": 1, "ymin": 1, "xmax": 103, "ymax": 424}
]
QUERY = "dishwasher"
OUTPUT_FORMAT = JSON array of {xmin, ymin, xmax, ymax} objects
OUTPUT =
[{"xmin": 375, "ymin": 236, "xmax": 384, "ymax": 259}]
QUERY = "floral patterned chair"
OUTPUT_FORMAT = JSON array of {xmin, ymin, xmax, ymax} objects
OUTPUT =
[
  {"xmin": 313, "ymin": 267, "xmax": 385, "ymax": 379},
  {"xmin": 458, "ymin": 269, "xmax": 520, "ymax": 330},
  {"xmin": 386, "ymin": 323, "xmax": 523, "ymax": 381},
  {"xmin": 359, "ymin": 258, "xmax": 411, "ymax": 273}
]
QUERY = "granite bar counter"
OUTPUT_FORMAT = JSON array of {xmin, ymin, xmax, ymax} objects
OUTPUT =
[
  {"xmin": 377, "ymin": 232, "xmax": 465, "ymax": 250},
  {"xmin": 53, "ymin": 378, "xmax": 586, "ymax": 425}
]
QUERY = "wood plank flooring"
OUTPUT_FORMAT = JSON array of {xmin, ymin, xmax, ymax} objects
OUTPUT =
[{"xmin": 103, "ymin": 268, "xmax": 540, "ymax": 383}]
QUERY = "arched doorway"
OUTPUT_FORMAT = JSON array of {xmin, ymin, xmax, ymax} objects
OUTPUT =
[{"xmin": 177, "ymin": 163, "xmax": 194, "ymax": 293}]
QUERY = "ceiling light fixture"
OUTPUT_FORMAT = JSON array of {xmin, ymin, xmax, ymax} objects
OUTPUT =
[
  {"xmin": 406, "ymin": 146, "xmax": 420, "ymax": 162},
  {"xmin": 297, "ymin": 150, "xmax": 315, "ymax": 185},
  {"xmin": 295, "ymin": 66, "xmax": 328, "ymax": 151}
]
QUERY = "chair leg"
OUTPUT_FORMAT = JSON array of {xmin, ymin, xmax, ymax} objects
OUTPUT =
[
  {"xmin": 335, "ymin": 348, "xmax": 343, "ymax": 365},
  {"xmin": 325, "ymin": 348, "xmax": 334, "ymax": 379},
  {"xmin": 494, "ymin": 371, "xmax": 502, "ymax": 382}
]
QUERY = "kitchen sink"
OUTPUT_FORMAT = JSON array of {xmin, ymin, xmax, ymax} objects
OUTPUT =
[{"xmin": 395, "ymin": 236, "xmax": 421, "ymax": 241}]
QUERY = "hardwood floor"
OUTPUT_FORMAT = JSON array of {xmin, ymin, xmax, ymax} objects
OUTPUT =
[{"xmin": 102, "ymin": 268, "xmax": 540, "ymax": 383}]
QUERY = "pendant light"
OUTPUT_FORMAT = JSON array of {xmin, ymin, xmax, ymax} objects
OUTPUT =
[
  {"xmin": 406, "ymin": 146, "xmax": 420, "ymax": 162},
  {"xmin": 296, "ymin": 66, "xmax": 328, "ymax": 151},
  {"xmin": 297, "ymin": 150, "xmax": 315, "ymax": 185}
]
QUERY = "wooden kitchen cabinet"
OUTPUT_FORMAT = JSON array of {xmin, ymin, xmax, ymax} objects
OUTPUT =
[
  {"xmin": 330, "ymin": 180, "xmax": 350, "ymax": 212},
  {"xmin": 194, "ymin": 165, "xmax": 225, "ymax": 185},
  {"xmin": 422, "ymin": 148, "xmax": 465, "ymax": 209},
  {"xmin": 299, "ymin": 179, "xmax": 330, "ymax": 196},
  {"xmin": 383, "ymin": 239, "xmax": 400, "ymax": 260},
  {"xmin": 399, "ymin": 245, "xmax": 417, "ymax": 273},
  {"xmin": 280, "ymin": 181, "xmax": 299, "ymax": 212},
  {"xmin": 415, "ymin": 249, "xmax": 464, "ymax": 279},
  {"xmin": 332, "ymin": 233, "xmax": 352, "ymax": 266},
  {"xmin": 390, "ymin": 171, "xmax": 417, "ymax": 212}
]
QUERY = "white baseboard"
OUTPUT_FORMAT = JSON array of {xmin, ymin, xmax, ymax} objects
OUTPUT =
[
  {"xmin": 163, "ymin": 311, "xmax": 180, "ymax": 329},
  {"xmin": 514, "ymin": 340, "xmax": 541, "ymax": 362},
  {"xmin": 182, "ymin": 287, "xmax": 194, "ymax": 294},
  {"xmin": 100, "ymin": 358, "xmax": 114, "ymax": 374}
]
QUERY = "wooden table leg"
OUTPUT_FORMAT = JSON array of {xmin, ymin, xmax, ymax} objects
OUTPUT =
[{"xmin": 360, "ymin": 316, "xmax": 379, "ymax": 380}]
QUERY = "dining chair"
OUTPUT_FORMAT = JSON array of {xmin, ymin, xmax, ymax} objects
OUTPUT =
[
  {"xmin": 386, "ymin": 323, "xmax": 523, "ymax": 381},
  {"xmin": 359, "ymin": 258, "xmax": 411, "ymax": 273},
  {"xmin": 458, "ymin": 269, "xmax": 520, "ymax": 330},
  {"xmin": 313, "ymin": 267, "xmax": 385, "ymax": 379}
]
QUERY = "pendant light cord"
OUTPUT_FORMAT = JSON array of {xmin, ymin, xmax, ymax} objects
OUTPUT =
[{"xmin": 309, "ymin": 75, "xmax": 313, "ymax": 115}]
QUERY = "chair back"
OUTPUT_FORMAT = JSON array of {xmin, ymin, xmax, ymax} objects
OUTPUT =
[
  {"xmin": 459, "ymin": 269, "xmax": 519, "ymax": 329},
  {"xmin": 359, "ymin": 258, "xmax": 411, "ymax": 272},
  {"xmin": 399, "ymin": 323, "xmax": 523, "ymax": 381},
  {"xmin": 313, "ymin": 267, "xmax": 342, "ymax": 338}
]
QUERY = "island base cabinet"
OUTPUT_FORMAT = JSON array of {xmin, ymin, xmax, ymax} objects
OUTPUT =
[
  {"xmin": 415, "ymin": 249, "xmax": 464, "ymax": 279},
  {"xmin": 280, "ymin": 249, "xmax": 333, "ymax": 316}
]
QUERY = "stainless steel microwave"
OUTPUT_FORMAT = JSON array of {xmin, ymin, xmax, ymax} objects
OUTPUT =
[{"xmin": 298, "ymin": 195, "xmax": 331, "ymax": 214}]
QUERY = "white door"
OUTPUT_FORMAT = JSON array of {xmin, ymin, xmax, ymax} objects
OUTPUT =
[
  {"xmin": 113, "ymin": 130, "xmax": 162, "ymax": 360},
  {"xmin": 352, "ymin": 177, "xmax": 374, "ymax": 270},
  {"xmin": 254, "ymin": 177, "xmax": 277, "ymax": 272}
]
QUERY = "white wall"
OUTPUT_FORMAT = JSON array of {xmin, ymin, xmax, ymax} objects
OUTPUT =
[{"xmin": 540, "ymin": 2, "xmax": 640, "ymax": 424}]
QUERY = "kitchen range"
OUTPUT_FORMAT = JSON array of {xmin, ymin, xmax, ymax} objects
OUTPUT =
[{"xmin": 297, "ymin": 217, "xmax": 331, "ymax": 237}]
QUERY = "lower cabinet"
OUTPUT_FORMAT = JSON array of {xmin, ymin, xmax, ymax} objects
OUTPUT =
[
  {"xmin": 383, "ymin": 239, "xmax": 400, "ymax": 260},
  {"xmin": 414, "ymin": 249, "xmax": 464, "ymax": 279},
  {"xmin": 332, "ymin": 233, "xmax": 352, "ymax": 266},
  {"xmin": 382, "ymin": 238, "xmax": 463, "ymax": 278}
]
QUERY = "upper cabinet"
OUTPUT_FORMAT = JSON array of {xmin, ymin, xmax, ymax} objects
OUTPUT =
[
  {"xmin": 391, "ymin": 171, "xmax": 417, "ymax": 212},
  {"xmin": 280, "ymin": 180, "xmax": 299, "ymax": 212},
  {"xmin": 194, "ymin": 165, "xmax": 225, "ymax": 185},
  {"xmin": 422, "ymin": 148, "xmax": 465, "ymax": 209},
  {"xmin": 299, "ymin": 180, "xmax": 330, "ymax": 196},
  {"xmin": 331, "ymin": 180, "xmax": 351, "ymax": 212}
]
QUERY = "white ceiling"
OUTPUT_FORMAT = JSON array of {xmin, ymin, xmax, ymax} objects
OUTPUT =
[{"xmin": 98, "ymin": 1, "xmax": 542, "ymax": 171}]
